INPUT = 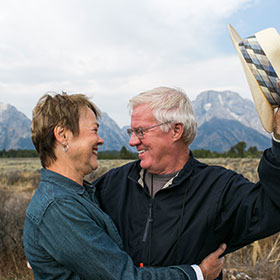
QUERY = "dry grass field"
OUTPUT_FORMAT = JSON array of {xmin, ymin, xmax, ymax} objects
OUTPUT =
[{"xmin": 0, "ymin": 157, "xmax": 279, "ymax": 279}]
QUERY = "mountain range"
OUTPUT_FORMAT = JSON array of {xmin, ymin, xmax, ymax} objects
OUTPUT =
[
  {"xmin": 190, "ymin": 90, "xmax": 271, "ymax": 151},
  {"xmin": 0, "ymin": 103, "xmax": 33, "ymax": 150},
  {"xmin": 0, "ymin": 90, "xmax": 272, "ymax": 152}
]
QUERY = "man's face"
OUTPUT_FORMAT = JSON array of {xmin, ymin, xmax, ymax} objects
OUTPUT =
[{"xmin": 129, "ymin": 103, "xmax": 175, "ymax": 174}]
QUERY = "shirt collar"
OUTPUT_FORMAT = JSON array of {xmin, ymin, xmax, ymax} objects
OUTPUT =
[
  {"xmin": 41, "ymin": 168, "xmax": 89, "ymax": 195},
  {"xmin": 134, "ymin": 151, "xmax": 195, "ymax": 189}
]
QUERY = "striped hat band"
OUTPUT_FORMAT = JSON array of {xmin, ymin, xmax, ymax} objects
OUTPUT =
[{"xmin": 239, "ymin": 35, "xmax": 280, "ymax": 106}]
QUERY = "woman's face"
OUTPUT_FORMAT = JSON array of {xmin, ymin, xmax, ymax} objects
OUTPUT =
[{"xmin": 67, "ymin": 107, "xmax": 104, "ymax": 178}]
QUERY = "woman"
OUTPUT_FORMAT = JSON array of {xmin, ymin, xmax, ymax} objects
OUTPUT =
[{"xmin": 24, "ymin": 92, "xmax": 225, "ymax": 279}]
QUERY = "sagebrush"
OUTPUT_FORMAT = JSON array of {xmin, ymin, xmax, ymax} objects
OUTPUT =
[{"xmin": 0, "ymin": 158, "xmax": 279, "ymax": 280}]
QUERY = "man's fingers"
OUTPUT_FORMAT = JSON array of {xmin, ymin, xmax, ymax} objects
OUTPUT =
[
  {"xmin": 212, "ymin": 243, "xmax": 227, "ymax": 257},
  {"xmin": 217, "ymin": 256, "xmax": 225, "ymax": 268},
  {"xmin": 199, "ymin": 245, "xmax": 226, "ymax": 280}
]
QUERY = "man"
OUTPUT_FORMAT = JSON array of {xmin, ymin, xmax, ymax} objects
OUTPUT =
[
  {"xmin": 94, "ymin": 85, "xmax": 280, "ymax": 279},
  {"xmin": 94, "ymin": 26, "xmax": 280, "ymax": 279}
]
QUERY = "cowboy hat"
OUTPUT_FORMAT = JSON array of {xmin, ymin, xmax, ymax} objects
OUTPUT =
[{"xmin": 228, "ymin": 24, "xmax": 280, "ymax": 133}]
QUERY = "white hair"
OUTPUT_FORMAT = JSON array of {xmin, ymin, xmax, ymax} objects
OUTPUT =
[{"xmin": 128, "ymin": 87, "xmax": 197, "ymax": 145}]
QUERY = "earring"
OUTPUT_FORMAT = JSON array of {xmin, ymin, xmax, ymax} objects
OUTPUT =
[{"xmin": 62, "ymin": 142, "xmax": 69, "ymax": 153}]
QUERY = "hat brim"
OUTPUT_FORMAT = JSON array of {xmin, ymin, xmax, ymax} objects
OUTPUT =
[{"xmin": 228, "ymin": 24, "xmax": 275, "ymax": 133}]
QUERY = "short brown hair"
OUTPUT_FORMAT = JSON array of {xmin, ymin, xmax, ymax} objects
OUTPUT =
[{"xmin": 31, "ymin": 92, "xmax": 101, "ymax": 168}]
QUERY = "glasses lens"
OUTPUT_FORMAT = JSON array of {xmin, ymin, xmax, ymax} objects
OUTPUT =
[
  {"xmin": 127, "ymin": 127, "xmax": 145, "ymax": 138},
  {"xmin": 135, "ymin": 128, "xmax": 144, "ymax": 138}
]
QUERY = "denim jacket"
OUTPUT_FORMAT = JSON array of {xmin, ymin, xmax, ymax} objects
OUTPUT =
[{"xmin": 24, "ymin": 169, "xmax": 196, "ymax": 280}]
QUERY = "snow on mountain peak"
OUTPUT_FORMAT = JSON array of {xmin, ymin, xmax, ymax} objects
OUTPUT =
[
  {"xmin": 204, "ymin": 103, "xmax": 211, "ymax": 111},
  {"xmin": 0, "ymin": 103, "xmax": 8, "ymax": 111}
]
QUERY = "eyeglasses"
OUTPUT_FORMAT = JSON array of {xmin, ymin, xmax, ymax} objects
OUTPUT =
[{"xmin": 127, "ymin": 121, "xmax": 171, "ymax": 139}]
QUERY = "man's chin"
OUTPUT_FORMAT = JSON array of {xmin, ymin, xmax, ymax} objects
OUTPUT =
[{"xmin": 140, "ymin": 160, "xmax": 151, "ymax": 171}]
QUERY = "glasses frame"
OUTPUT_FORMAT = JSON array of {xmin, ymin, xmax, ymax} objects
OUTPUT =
[{"xmin": 127, "ymin": 121, "xmax": 171, "ymax": 139}]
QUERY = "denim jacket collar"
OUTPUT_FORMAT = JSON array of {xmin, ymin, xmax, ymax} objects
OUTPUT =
[{"xmin": 41, "ymin": 168, "xmax": 89, "ymax": 195}]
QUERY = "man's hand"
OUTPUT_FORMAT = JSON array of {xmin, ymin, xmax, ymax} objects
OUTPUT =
[
  {"xmin": 199, "ymin": 243, "xmax": 226, "ymax": 280},
  {"xmin": 274, "ymin": 107, "xmax": 280, "ymax": 136},
  {"xmin": 273, "ymin": 81, "xmax": 280, "ymax": 139}
]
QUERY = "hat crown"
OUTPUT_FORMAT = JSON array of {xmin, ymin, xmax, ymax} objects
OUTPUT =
[
  {"xmin": 228, "ymin": 24, "xmax": 280, "ymax": 132},
  {"xmin": 255, "ymin": 28, "xmax": 280, "ymax": 79}
]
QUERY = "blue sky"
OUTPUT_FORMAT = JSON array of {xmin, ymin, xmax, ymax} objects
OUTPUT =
[
  {"xmin": 0, "ymin": 0, "xmax": 279, "ymax": 127},
  {"xmin": 221, "ymin": 0, "xmax": 280, "ymax": 53}
]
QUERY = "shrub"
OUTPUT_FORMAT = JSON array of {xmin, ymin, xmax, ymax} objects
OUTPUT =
[{"xmin": 0, "ymin": 190, "xmax": 33, "ymax": 278}]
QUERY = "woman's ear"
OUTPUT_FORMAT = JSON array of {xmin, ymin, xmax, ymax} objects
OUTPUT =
[
  {"xmin": 53, "ymin": 125, "xmax": 67, "ymax": 145},
  {"xmin": 172, "ymin": 123, "xmax": 184, "ymax": 141}
]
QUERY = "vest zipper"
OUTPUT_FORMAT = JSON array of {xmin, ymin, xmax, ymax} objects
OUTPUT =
[
  {"xmin": 142, "ymin": 174, "xmax": 154, "ymax": 266},
  {"xmin": 142, "ymin": 198, "xmax": 153, "ymax": 243}
]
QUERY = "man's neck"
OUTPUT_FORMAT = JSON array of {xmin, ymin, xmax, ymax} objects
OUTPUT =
[{"xmin": 144, "ymin": 169, "xmax": 181, "ymax": 197}]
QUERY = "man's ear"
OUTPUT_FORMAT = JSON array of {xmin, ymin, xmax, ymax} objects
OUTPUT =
[
  {"xmin": 53, "ymin": 125, "xmax": 67, "ymax": 145},
  {"xmin": 172, "ymin": 123, "xmax": 184, "ymax": 141}
]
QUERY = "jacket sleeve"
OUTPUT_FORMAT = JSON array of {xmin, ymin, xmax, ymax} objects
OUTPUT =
[
  {"xmin": 214, "ymin": 139, "xmax": 280, "ymax": 254},
  {"xmin": 36, "ymin": 198, "xmax": 197, "ymax": 280}
]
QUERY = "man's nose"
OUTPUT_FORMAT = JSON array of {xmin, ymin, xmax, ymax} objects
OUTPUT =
[{"xmin": 128, "ymin": 132, "xmax": 141, "ymax": 146}]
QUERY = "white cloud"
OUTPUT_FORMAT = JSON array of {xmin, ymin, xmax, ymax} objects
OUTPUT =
[
  {"xmin": 147, "ymin": 0, "xmax": 254, "ymax": 24},
  {"xmin": 0, "ymin": 0, "xmax": 263, "ymax": 127}
]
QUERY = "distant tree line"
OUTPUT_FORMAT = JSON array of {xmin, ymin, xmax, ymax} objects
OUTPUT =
[
  {"xmin": 0, "ymin": 147, "xmax": 139, "ymax": 159},
  {"xmin": 192, "ymin": 141, "xmax": 262, "ymax": 158},
  {"xmin": 98, "ymin": 147, "xmax": 138, "ymax": 159},
  {"xmin": 0, "ymin": 142, "xmax": 262, "ymax": 159},
  {"xmin": 0, "ymin": 149, "xmax": 38, "ymax": 158}
]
